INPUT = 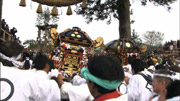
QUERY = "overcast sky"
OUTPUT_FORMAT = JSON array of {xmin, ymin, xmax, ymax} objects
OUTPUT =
[{"xmin": 2, "ymin": 0, "xmax": 180, "ymax": 44}]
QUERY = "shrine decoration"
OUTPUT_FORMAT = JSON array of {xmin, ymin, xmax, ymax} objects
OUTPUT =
[
  {"xmin": 106, "ymin": 38, "xmax": 140, "ymax": 53},
  {"xmin": 105, "ymin": 38, "xmax": 142, "ymax": 64},
  {"xmin": 50, "ymin": 27, "xmax": 58, "ymax": 46},
  {"xmin": 90, "ymin": 37, "xmax": 106, "ymax": 57},
  {"xmin": 53, "ymin": 27, "xmax": 93, "ymax": 75}
]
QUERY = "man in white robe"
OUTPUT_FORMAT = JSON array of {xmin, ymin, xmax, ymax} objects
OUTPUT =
[
  {"xmin": 1, "ymin": 63, "xmax": 41, "ymax": 101},
  {"xmin": 0, "ymin": 41, "xmax": 41, "ymax": 101},
  {"xmin": 31, "ymin": 54, "xmax": 61, "ymax": 101},
  {"xmin": 128, "ymin": 59, "xmax": 153, "ymax": 101}
]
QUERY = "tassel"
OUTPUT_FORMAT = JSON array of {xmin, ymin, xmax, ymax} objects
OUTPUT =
[
  {"xmin": 36, "ymin": 4, "xmax": 43, "ymax": 13},
  {"xmin": 66, "ymin": 6, "xmax": 72, "ymax": 15},
  {"xmin": 19, "ymin": 0, "xmax": 26, "ymax": 7},
  {"xmin": 82, "ymin": 0, "xmax": 87, "ymax": 9},
  {"xmin": 51, "ymin": 6, "xmax": 58, "ymax": 16}
]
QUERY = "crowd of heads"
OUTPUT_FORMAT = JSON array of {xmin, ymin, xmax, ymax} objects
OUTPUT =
[{"xmin": 163, "ymin": 40, "xmax": 180, "ymax": 50}]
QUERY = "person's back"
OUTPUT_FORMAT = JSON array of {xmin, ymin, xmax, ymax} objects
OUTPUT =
[
  {"xmin": 0, "ymin": 41, "xmax": 40, "ymax": 101},
  {"xmin": 128, "ymin": 73, "xmax": 153, "ymax": 101},
  {"xmin": 33, "ymin": 70, "xmax": 61, "ymax": 101},
  {"xmin": 32, "ymin": 54, "xmax": 61, "ymax": 101},
  {"xmin": 128, "ymin": 59, "xmax": 153, "ymax": 101},
  {"xmin": 1, "ymin": 65, "xmax": 40, "ymax": 100}
]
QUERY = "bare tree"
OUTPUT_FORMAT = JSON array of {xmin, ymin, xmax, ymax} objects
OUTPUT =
[{"xmin": 143, "ymin": 31, "xmax": 164, "ymax": 47}]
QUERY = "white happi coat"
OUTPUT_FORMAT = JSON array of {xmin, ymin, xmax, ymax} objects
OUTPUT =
[
  {"xmin": 61, "ymin": 82, "xmax": 94, "ymax": 101},
  {"xmin": 128, "ymin": 71, "xmax": 153, "ymax": 101},
  {"xmin": 0, "ymin": 63, "xmax": 41, "ymax": 101},
  {"xmin": 32, "ymin": 70, "xmax": 61, "ymax": 101}
]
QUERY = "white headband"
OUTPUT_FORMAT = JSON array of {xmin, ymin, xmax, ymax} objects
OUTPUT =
[
  {"xmin": 163, "ymin": 61, "xmax": 171, "ymax": 67},
  {"xmin": 0, "ymin": 53, "xmax": 23, "ymax": 67},
  {"xmin": 153, "ymin": 73, "xmax": 177, "ymax": 81}
]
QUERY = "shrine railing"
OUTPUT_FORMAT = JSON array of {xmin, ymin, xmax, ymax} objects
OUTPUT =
[{"xmin": 0, "ymin": 28, "xmax": 15, "ymax": 42}]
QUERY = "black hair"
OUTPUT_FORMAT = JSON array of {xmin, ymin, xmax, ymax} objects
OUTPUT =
[
  {"xmin": 0, "ymin": 41, "xmax": 23, "ymax": 66},
  {"xmin": 22, "ymin": 52, "xmax": 31, "ymax": 69},
  {"xmin": 33, "ymin": 54, "xmax": 49, "ymax": 70},
  {"xmin": 147, "ymin": 59, "xmax": 155, "ymax": 67},
  {"xmin": 22, "ymin": 51, "xmax": 30, "ymax": 61},
  {"xmin": 131, "ymin": 59, "xmax": 145, "ymax": 74},
  {"xmin": 87, "ymin": 55, "xmax": 124, "ymax": 94},
  {"xmin": 128, "ymin": 56, "xmax": 135, "ymax": 64},
  {"xmin": 155, "ymin": 64, "xmax": 166, "ymax": 70},
  {"xmin": 169, "ymin": 66, "xmax": 180, "ymax": 73},
  {"xmin": 48, "ymin": 60, "xmax": 55, "ymax": 71},
  {"xmin": 166, "ymin": 80, "xmax": 180, "ymax": 99},
  {"xmin": 0, "ymin": 41, "xmax": 23, "ymax": 57},
  {"xmin": 23, "ymin": 59, "xmax": 30, "ymax": 69}
]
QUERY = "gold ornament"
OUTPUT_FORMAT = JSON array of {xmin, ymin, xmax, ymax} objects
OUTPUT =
[
  {"xmin": 94, "ymin": 37, "xmax": 104, "ymax": 47},
  {"xmin": 50, "ymin": 28, "xmax": 57, "ymax": 39},
  {"xmin": 126, "ymin": 42, "xmax": 131, "ymax": 48},
  {"xmin": 140, "ymin": 45, "xmax": 147, "ymax": 52}
]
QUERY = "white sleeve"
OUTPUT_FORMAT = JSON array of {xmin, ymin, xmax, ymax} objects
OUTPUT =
[
  {"xmin": 35, "ymin": 76, "xmax": 61, "ymax": 101},
  {"xmin": 61, "ymin": 82, "xmax": 72, "ymax": 99},
  {"xmin": 127, "ymin": 76, "xmax": 140, "ymax": 101},
  {"xmin": 128, "ymin": 75, "xmax": 153, "ymax": 101},
  {"xmin": 47, "ymin": 80, "xmax": 61, "ymax": 101},
  {"xmin": 61, "ymin": 82, "xmax": 72, "ymax": 94},
  {"xmin": 72, "ymin": 75, "xmax": 87, "ymax": 85},
  {"xmin": 21, "ymin": 72, "xmax": 41, "ymax": 100},
  {"xmin": 61, "ymin": 83, "xmax": 94, "ymax": 101}
]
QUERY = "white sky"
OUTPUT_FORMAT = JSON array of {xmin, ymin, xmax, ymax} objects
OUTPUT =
[{"xmin": 2, "ymin": 0, "xmax": 180, "ymax": 44}]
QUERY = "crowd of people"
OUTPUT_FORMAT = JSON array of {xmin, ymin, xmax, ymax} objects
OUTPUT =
[
  {"xmin": 1, "ymin": 19, "xmax": 19, "ymax": 41},
  {"xmin": 0, "ymin": 40, "xmax": 180, "ymax": 101},
  {"xmin": 163, "ymin": 40, "xmax": 180, "ymax": 51}
]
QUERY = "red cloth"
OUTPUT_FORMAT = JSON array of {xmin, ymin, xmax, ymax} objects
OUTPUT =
[{"xmin": 94, "ymin": 91, "xmax": 121, "ymax": 101}]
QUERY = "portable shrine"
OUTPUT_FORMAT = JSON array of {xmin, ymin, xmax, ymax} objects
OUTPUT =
[
  {"xmin": 53, "ymin": 27, "xmax": 93, "ymax": 74},
  {"xmin": 104, "ymin": 38, "xmax": 146, "ymax": 64}
]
